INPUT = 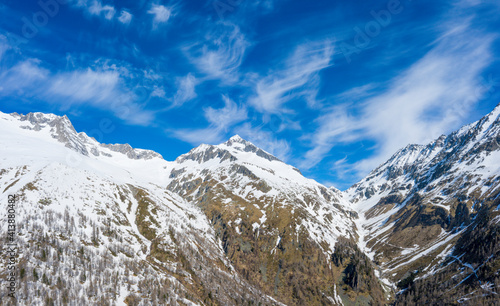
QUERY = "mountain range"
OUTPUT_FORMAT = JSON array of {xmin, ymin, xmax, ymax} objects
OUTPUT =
[{"xmin": 0, "ymin": 104, "xmax": 499, "ymax": 305}]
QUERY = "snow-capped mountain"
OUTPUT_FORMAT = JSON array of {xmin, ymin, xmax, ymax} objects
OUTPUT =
[
  {"xmin": 0, "ymin": 103, "xmax": 499, "ymax": 305},
  {"xmin": 168, "ymin": 134, "xmax": 356, "ymax": 254},
  {"xmin": 0, "ymin": 110, "xmax": 372, "ymax": 305},
  {"xmin": 346, "ymin": 103, "xmax": 500, "ymax": 304},
  {"xmin": 0, "ymin": 111, "xmax": 281, "ymax": 305},
  {"xmin": 164, "ymin": 134, "xmax": 370, "ymax": 304},
  {"xmin": 13, "ymin": 112, "xmax": 162, "ymax": 160}
]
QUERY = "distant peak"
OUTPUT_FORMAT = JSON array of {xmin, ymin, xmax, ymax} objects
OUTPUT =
[
  {"xmin": 224, "ymin": 135, "xmax": 258, "ymax": 150},
  {"xmin": 227, "ymin": 134, "xmax": 247, "ymax": 144},
  {"xmin": 7, "ymin": 110, "xmax": 162, "ymax": 161},
  {"xmin": 230, "ymin": 134, "xmax": 243, "ymax": 140},
  {"xmin": 224, "ymin": 134, "xmax": 255, "ymax": 149}
]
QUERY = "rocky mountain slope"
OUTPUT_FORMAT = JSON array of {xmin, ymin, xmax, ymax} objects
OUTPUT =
[
  {"xmin": 164, "ymin": 135, "xmax": 380, "ymax": 305},
  {"xmin": 0, "ymin": 103, "xmax": 499, "ymax": 305},
  {"xmin": 346, "ymin": 104, "xmax": 500, "ymax": 304}
]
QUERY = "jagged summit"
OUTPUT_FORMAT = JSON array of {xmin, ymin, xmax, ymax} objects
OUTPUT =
[
  {"xmin": 4, "ymin": 111, "xmax": 162, "ymax": 160},
  {"xmin": 226, "ymin": 134, "xmax": 247, "ymax": 144},
  {"xmin": 222, "ymin": 135, "xmax": 282, "ymax": 163},
  {"xmin": 175, "ymin": 135, "xmax": 282, "ymax": 165}
]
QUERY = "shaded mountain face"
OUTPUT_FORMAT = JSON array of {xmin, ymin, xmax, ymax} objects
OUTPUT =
[
  {"xmin": 0, "ymin": 103, "xmax": 499, "ymax": 305},
  {"xmin": 346, "ymin": 104, "xmax": 500, "ymax": 304}
]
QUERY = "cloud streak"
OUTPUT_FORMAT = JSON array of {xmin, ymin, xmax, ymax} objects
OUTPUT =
[
  {"xmin": 0, "ymin": 58, "xmax": 155, "ymax": 125},
  {"xmin": 118, "ymin": 10, "xmax": 133, "ymax": 25},
  {"xmin": 250, "ymin": 40, "xmax": 334, "ymax": 114},
  {"xmin": 186, "ymin": 23, "xmax": 249, "ymax": 84},
  {"xmin": 172, "ymin": 73, "xmax": 197, "ymax": 107},
  {"xmin": 71, "ymin": 0, "xmax": 116, "ymax": 20},
  {"xmin": 301, "ymin": 19, "xmax": 495, "ymax": 181},
  {"xmin": 46, "ymin": 67, "xmax": 156, "ymax": 125},
  {"xmin": 148, "ymin": 4, "xmax": 173, "ymax": 28}
]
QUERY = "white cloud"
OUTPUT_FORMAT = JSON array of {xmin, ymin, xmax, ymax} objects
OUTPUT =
[
  {"xmin": 70, "ymin": 0, "xmax": 118, "ymax": 21},
  {"xmin": 0, "ymin": 59, "xmax": 49, "ymax": 95},
  {"xmin": 205, "ymin": 95, "xmax": 248, "ymax": 129},
  {"xmin": 301, "ymin": 21, "xmax": 495, "ymax": 178},
  {"xmin": 148, "ymin": 4, "xmax": 172, "ymax": 27},
  {"xmin": 49, "ymin": 69, "xmax": 121, "ymax": 103},
  {"xmin": 89, "ymin": 1, "xmax": 115, "ymax": 19},
  {"xmin": 299, "ymin": 104, "xmax": 360, "ymax": 169},
  {"xmin": 187, "ymin": 23, "xmax": 249, "ymax": 84},
  {"xmin": 0, "ymin": 58, "xmax": 154, "ymax": 125},
  {"xmin": 118, "ymin": 10, "xmax": 133, "ymax": 24},
  {"xmin": 172, "ymin": 95, "xmax": 247, "ymax": 144},
  {"xmin": 151, "ymin": 86, "xmax": 166, "ymax": 98},
  {"xmin": 249, "ymin": 40, "xmax": 334, "ymax": 114},
  {"xmin": 172, "ymin": 127, "xmax": 222, "ymax": 145},
  {"xmin": 47, "ymin": 67, "xmax": 154, "ymax": 125},
  {"xmin": 172, "ymin": 73, "xmax": 197, "ymax": 107}
]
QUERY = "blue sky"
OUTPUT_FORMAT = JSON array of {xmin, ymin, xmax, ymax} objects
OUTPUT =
[{"xmin": 1, "ymin": 0, "xmax": 499, "ymax": 190}]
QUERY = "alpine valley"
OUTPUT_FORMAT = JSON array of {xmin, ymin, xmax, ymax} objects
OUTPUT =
[{"xmin": 0, "ymin": 104, "xmax": 499, "ymax": 305}]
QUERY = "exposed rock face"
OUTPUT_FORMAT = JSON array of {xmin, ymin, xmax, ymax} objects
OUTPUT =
[{"xmin": 175, "ymin": 145, "xmax": 237, "ymax": 164}]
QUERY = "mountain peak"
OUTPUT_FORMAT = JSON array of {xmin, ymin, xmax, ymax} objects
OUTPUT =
[
  {"xmin": 229, "ymin": 134, "xmax": 245, "ymax": 142},
  {"xmin": 225, "ymin": 134, "xmax": 251, "ymax": 147},
  {"xmin": 221, "ymin": 136, "xmax": 281, "ymax": 163},
  {"xmin": 175, "ymin": 135, "xmax": 282, "ymax": 165}
]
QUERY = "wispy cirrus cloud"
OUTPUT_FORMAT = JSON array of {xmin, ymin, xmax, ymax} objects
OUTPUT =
[
  {"xmin": 46, "ymin": 66, "xmax": 160, "ymax": 125},
  {"xmin": 249, "ymin": 40, "xmax": 334, "ymax": 114},
  {"xmin": 49, "ymin": 69, "xmax": 119, "ymax": 102},
  {"xmin": 301, "ymin": 19, "xmax": 495, "ymax": 180},
  {"xmin": 148, "ymin": 4, "xmax": 173, "ymax": 28},
  {"xmin": 0, "ymin": 59, "xmax": 49, "ymax": 95},
  {"xmin": 186, "ymin": 23, "xmax": 249, "ymax": 84},
  {"xmin": 0, "ymin": 58, "xmax": 155, "ymax": 125},
  {"xmin": 205, "ymin": 95, "xmax": 248, "ymax": 129},
  {"xmin": 172, "ymin": 73, "xmax": 197, "ymax": 107},
  {"xmin": 88, "ymin": 1, "xmax": 115, "ymax": 19},
  {"xmin": 118, "ymin": 10, "xmax": 133, "ymax": 25},
  {"xmin": 71, "ymin": 0, "xmax": 116, "ymax": 20}
]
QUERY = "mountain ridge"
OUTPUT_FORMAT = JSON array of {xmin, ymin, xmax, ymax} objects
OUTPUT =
[{"xmin": 0, "ymin": 103, "xmax": 499, "ymax": 305}]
